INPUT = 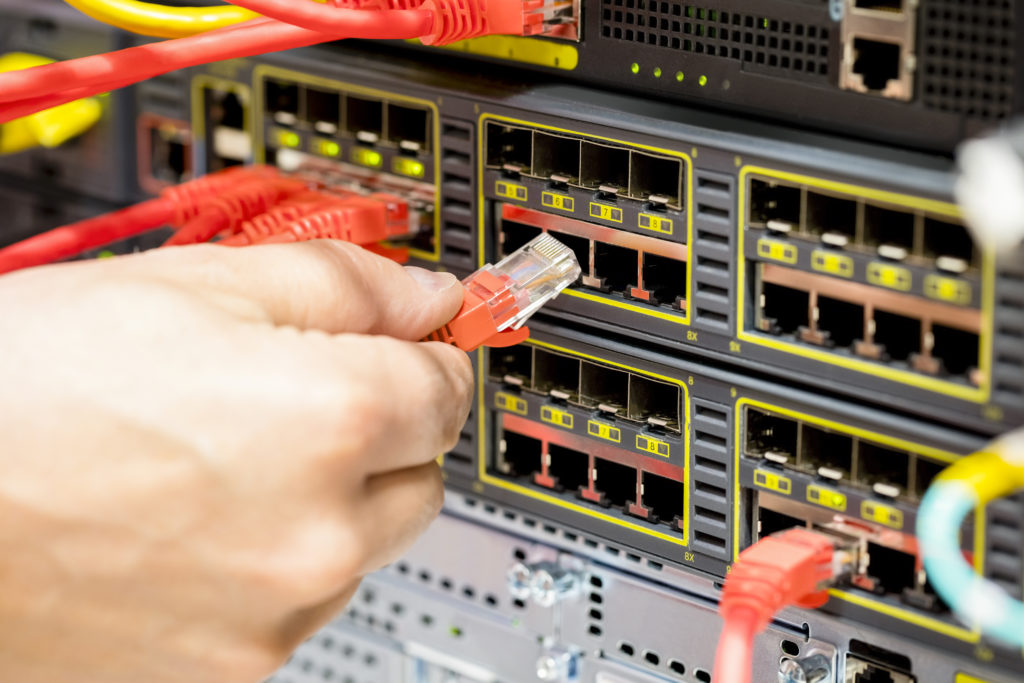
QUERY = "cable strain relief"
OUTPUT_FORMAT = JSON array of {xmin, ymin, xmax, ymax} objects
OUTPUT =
[{"xmin": 419, "ymin": 0, "xmax": 519, "ymax": 45}]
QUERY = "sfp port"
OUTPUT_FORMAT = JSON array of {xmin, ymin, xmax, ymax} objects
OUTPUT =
[
  {"xmin": 580, "ymin": 142, "xmax": 629, "ymax": 193},
  {"xmin": 629, "ymin": 151, "xmax": 682, "ymax": 207},
  {"xmin": 628, "ymin": 374, "xmax": 680, "ymax": 432},
  {"xmin": 489, "ymin": 345, "xmax": 533, "ymax": 385},
  {"xmin": 500, "ymin": 430, "xmax": 542, "ymax": 478},
  {"xmin": 345, "ymin": 96, "xmax": 384, "ymax": 139},
  {"xmin": 913, "ymin": 457, "xmax": 945, "ymax": 497},
  {"xmin": 501, "ymin": 219, "xmax": 543, "ymax": 256},
  {"xmin": 580, "ymin": 361, "xmax": 629, "ymax": 415},
  {"xmin": 749, "ymin": 179, "xmax": 800, "ymax": 231},
  {"xmin": 264, "ymin": 80, "xmax": 300, "ymax": 125},
  {"xmin": 642, "ymin": 472, "xmax": 686, "ymax": 526},
  {"xmin": 642, "ymin": 253, "xmax": 686, "ymax": 309},
  {"xmin": 593, "ymin": 458, "xmax": 637, "ymax": 509},
  {"xmin": 799, "ymin": 425, "xmax": 853, "ymax": 481},
  {"xmin": 303, "ymin": 88, "xmax": 340, "ymax": 132},
  {"xmin": 864, "ymin": 204, "xmax": 914, "ymax": 255},
  {"xmin": 387, "ymin": 104, "xmax": 431, "ymax": 152},
  {"xmin": 745, "ymin": 408, "xmax": 798, "ymax": 463},
  {"xmin": 532, "ymin": 132, "xmax": 581, "ymax": 182},
  {"xmin": 857, "ymin": 442, "xmax": 910, "ymax": 496},
  {"xmin": 594, "ymin": 243, "xmax": 638, "ymax": 294},
  {"xmin": 533, "ymin": 349, "xmax": 580, "ymax": 400},
  {"xmin": 548, "ymin": 443, "xmax": 589, "ymax": 494},
  {"xmin": 486, "ymin": 123, "xmax": 532, "ymax": 171},
  {"xmin": 806, "ymin": 190, "xmax": 857, "ymax": 242},
  {"xmin": 923, "ymin": 217, "xmax": 976, "ymax": 271},
  {"xmin": 759, "ymin": 282, "xmax": 810, "ymax": 335}
]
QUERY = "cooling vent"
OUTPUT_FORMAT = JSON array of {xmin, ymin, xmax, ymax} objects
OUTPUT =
[
  {"xmin": 689, "ymin": 400, "xmax": 732, "ymax": 559},
  {"xmin": 599, "ymin": 1, "xmax": 831, "ymax": 80},
  {"xmin": 439, "ymin": 119, "xmax": 477, "ymax": 271},
  {"xmin": 919, "ymin": 0, "xmax": 1017, "ymax": 121},
  {"xmin": 986, "ymin": 494, "xmax": 1024, "ymax": 600},
  {"xmin": 993, "ymin": 261, "xmax": 1024, "ymax": 408},
  {"xmin": 269, "ymin": 623, "xmax": 395, "ymax": 683},
  {"xmin": 691, "ymin": 171, "xmax": 733, "ymax": 332}
]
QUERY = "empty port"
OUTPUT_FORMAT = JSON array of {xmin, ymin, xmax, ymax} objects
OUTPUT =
[
  {"xmin": 595, "ymin": 243, "xmax": 638, "ymax": 293},
  {"xmin": 486, "ymin": 123, "xmax": 532, "ymax": 170},
  {"xmin": 580, "ymin": 361, "xmax": 629, "ymax": 413},
  {"xmin": 501, "ymin": 219, "xmax": 542, "ymax": 256},
  {"xmin": 533, "ymin": 349, "xmax": 580, "ymax": 400},
  {"xmin": 761, "ymin": 282, "xmax": 810, "ymax": 335},
  {"xmin": 549, "ymin": 231, "xmax": 590, "ymax": 280},
  {"xmin": 594, "ymin": 458, "xmax": 637, "ymax": 509},
  {"xmin": 387, "ymin": 104, "xmax": 430, "ymax": 150},
  {"xmin": 204, "ymin": 88, "xmax": 248, "ymax": 172},
  {"xmin": 642, "ymin": 472, "xmax": 685, "ymax": 525},
  {"xmin": 210, "ymin": 90, "xmax": 245, "ymax": 131},
  {"xmin": 500, "ymin": 431, "xmax": 543, "ymax": 478},
  {"xmin": 872, "ymin": 309, "xmax": 921, "ymax": 361},
  {"xmin": 932, "ymin": 324, "xmax": 979, "ymax": 377},
  {"xmin": 629, "ymin": 152, "xmax": 682, "ymax": 206},
  {"xmin": 628, "ymin": 375, "xmax": 680, "ymax": 431},
  {"xmin": 304, "ymin": 88, "xmax": 340, "ymax": 130},
  {"xmin": 914, "ymin": 457, "xmax": 945, "ymax": 497},
  {"xmin": 866, "ymin": 542, "xmax": 916, "ymax": 595},
  {"xmin": 923, "ymin": 218, "xmax": 975, "ymax": 268},
  {"xmin": 749, "ymin": 179, "xmax": 801, "ymax": 230},
  {"xmin": 532, "ymin": 132, "xmax": 581, "ymax": 181},
  {"xmin": 642, "ymin": 253, "xmax": 686, "ymax": 308},
  {"xmin": 854, "ymin": 0, "xmax": 904, "ymax": 12},
  {"xmin": 489, "ymin": 345, "xmax": 533, "ymax": 384},
  {"xmin": 758, "ymin": 506, "xmax": 804, "ymax": 538},
  {"xmin": 817, "ymin": 295, "xmax": 864, "ymax": 348},
  {"xmin": 580, "ymin": 142, "xmax": 629, "ymax": 191},
  {"xmin": 745, "ymin": 409, "xmax": 798, "ymax": 461},
  {"xmin": 345, "ymin": 96, "xmax": 384, "ymax": 138},
  {"xmin": 548, "ymin": 444, "xmax": 589, "ymax": 494},
  {"xmin": 800, "ymin": 425, "xmax": 853, "ymax": 479},
  {"xmin": 851, "ymin": 38, "xmax": 902, "ymax": 93},
  {"xmin": 264, "ymin": 80, "xmax": 299, "ymax": 122},
  {"xmin": 864, "ymin": 204, "xmax": 914, "ymax": 252},
  {"xmin": 858, "ymin": 442, "xmax": 910, "ymax": 495},
  {"xmin": 806, "ymin": 191, "xmax": 857, "ymax": 240}
]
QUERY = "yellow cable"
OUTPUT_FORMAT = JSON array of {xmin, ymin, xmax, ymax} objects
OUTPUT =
[{"xmin": 63, "ymin": 0, "xmax": 259, "ymax": 39}]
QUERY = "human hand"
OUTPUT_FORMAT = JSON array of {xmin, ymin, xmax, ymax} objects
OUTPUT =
[{"xmin": 0, "ymin": 241, "xmax": 473, "ymax": 683}]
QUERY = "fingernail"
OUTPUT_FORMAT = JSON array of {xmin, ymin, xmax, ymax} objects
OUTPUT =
[{"xmin": 405, "ymin": 267, "xmax": 459, "ymax": 293}]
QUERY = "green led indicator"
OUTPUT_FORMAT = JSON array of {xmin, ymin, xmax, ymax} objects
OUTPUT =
[
  {"xmin": 699, "ymin": 75, "xmax": 708, "ymax": 87},
  {"xmin": 762, "ymin": 17, "xmax": 768, "ymax": 28},
  {"xmin": 653, "ymin": 67, "xmax": 662, "ymax": 78},
  {"xmin": 97, "ymin": 250, "xmax": 115, "ymax": 260},
  {"xmin": 317, "ymin": 139, "xmax": 340, "ymax": 157},
  {"xmin": 279, "ymin": 130, "xmax": 300, "ymax": 149},
  {"xmin": 353, "ymin": 147, "xmax": 383, "ymax": 168},
  {"xmin": 630, "ymin": 62, "xmax": 640, "ymax": 74},
  {"xmin": 449, "ymin": 626, "xmax": 463, "ymax": 638},
  {"xmin": 393, "ymin": 157, "xmax": 426, "ymax": 178},
  {"xmin": 675, "ymin": 71, "xmax": 684, "ymax": 82}
]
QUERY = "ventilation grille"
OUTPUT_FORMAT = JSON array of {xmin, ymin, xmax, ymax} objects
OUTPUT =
[
  {"xmin": 919, "ymin": 0, "xmax": 1017, "ymax": 120},
  {"xmin": 691, "ymin": 171, "xmax": 733, "ymax": 332},
  {"xmin": 439, "ymin": 119, "xmax": 477, "ymax": 271},
  {"xmin": 599, "ymin": 1, "xmax": 830, "ymax": 79},
  {"xmin": 986, "ymin": 494, "xmax": 1024, "ymax": 600},
  {"xmin": 269, "ymin": 623, "xmax": 394, "ymax": 683},
  {"xmin": 689, "ymin": 400, "xmax": 731, "ymax": 559},
  {"xmin": 993, "ymin": 261, "xmax": 1024, "ymax": 407}
]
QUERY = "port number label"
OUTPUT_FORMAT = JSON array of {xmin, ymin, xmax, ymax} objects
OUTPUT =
[
  {"xmin": 496, "ymin": 181, "xmax": 528, "ymax": 202},
  {"xmin": 639, "ymin": 213, "xmax": 673, "ymax": 235},
  {"xmin": 807, "ymin": 484, "xmax": 846, "ymax": 511},
  {"xmin": 636, "ymin": 434, "xmax": 671, "ymax": 457},
  {"xmin": 924, "ymin": 274, "xmax": 971, "ymax": 306},
  {"xmin": 811, "ymin": 249, "xmax": 854, "ymax": 278},
  {"xmin": 757, "ymin": 238, "xmax": 798, "ymax": 264},
  {"xmin": 589, "ymin": 202, "xmax": 623, "ymax": 223},
  {"xmin": 495, "ymin": 392, "xmax": 527, "ymax": 415},
  {"xmin": 541, "ymin": 191, "xmax": 574, "ymax": 212},
  {"xmin": 541, "ymin": 406, "xmax": 574, "ymax": 429},
  {"xmin": 683, "ymin": 551, "xmax": 696, "ymax": 563},
  {"xmin": 587, "ymin": 420, "xmax": 622, "ymax": 443},
  {"xmin": 860, "ymin": 500, "xmax": 904, "ymax": 530},
  {"xmin": 753, "ymin": 469, "xmax": 791, "ymax": 495},
  {"xmin": 867, "ymin": 262, "xmax": 912, "ymax": 291}
]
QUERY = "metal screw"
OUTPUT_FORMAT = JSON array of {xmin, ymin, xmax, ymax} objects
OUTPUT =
[
  {"xmin": 506, "ymin": 562, "xmax": 533, "ymax": 601},
  {"xmin": 536, "ymin": 647, "xmax": 576, "ymax": 681},
  {"xmin": 779, "ymin": 654, "xmax": 832, "ymax": 683},
  {"xmin": 529, "ymin": 562, "xmax": 579, "ymax": 607}
]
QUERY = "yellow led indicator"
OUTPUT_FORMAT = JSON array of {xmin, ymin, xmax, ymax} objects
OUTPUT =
[
  {"xmin": 924, "ymin": 274, "xmax": 972, "ymax": 306},
  {"xmin": 541, "ymin": 191, "xmax": 574, "ymax": 212},
  {"xmin": 495, "ymin": 392, "xmax": 527, "ymax": 415},
  {"xmin": 587, "ymin": 420, "xmax": 622, "ymax": 443},
  {"xmin": 636, "ymin": 434, "xmax": 671, "ymax": 457},
  {"xmin": 811, "ymin": 249, "xmax": 854, "ymax": 278},
  {"xmin": 496, "ymin": 180, "xmax": 528, "ymax": 201},
  {"xmin": 807, "ymin": 484, "xmax": 846, "ymax": 511},
  {"xmin": 956, "ymin": 674, "xmax": 993, "ymax": 683},
  {"xmin": 653, "ymin": 67, "xmax": 662, "ymax": 78},
  {"xmin": 757, "ymin": 238, "xmax": 798, "ymax": 264},
  {"xmin": 276, "ymin": 129, "xmax": 300, "ymax": 149},
  {"xmin": 392, "ymin": 157, "xmax": 426, "ymax": 178},
  {"xmin": 861, "ymin": 500, "xmax": 904, "ymax": 530},
  {"xmin": 675, "ymin": 71, "xmax": 685, "ymax": 82},
  {"xmin": 96, "ymin": 250, "xmax": 116, "ymax": 260},
  {"xmin": 631, "ymin": 62, "xmax": 640, "ymax": 74},
  {"xmin": 867, "ymin": 262, "xmax": 912, "ymax": 291},
  {"xmin": 541, "ymin": 405, "xmax": 574, "ymax": 429},
  {"xmin": 753, "ymin": 469, "xmax": 792, "ymax": 495},
  {"xmin": 352, "ymin": 147, "xmax": 383, "ymax": 168},
  {"xmin": 589, "ymin": 202, "xmax": 624, "ymax": 223},
  {"xmin": 639, "ymin": 213, "xmax": 674, "ymax": 235},
  {"xmin": 699, "ymin": 75, "xmax": 708, "ymax": 87},
  {"xmin": 316, "ymin": 139, "xmax": 340, "ymax": 157}
]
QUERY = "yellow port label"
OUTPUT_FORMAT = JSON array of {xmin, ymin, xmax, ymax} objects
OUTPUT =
[
  {"xmin": 352, "ymin": 147, "xmax": 383, "ymax": 168},
  {"xmin": 587, "ymin": 420, "xmax": 622, "ymax": 443},
  {"xmin": 541, "ymin": 406, "xmax": 574, "ymax": 429},
  {"xmin": 753, "ymin": 469, "xmax": 791, "ymax": 495},
  {"xmin": 861, "ymin": 500, "xmax": 904, "ymax": 529},
  {"xmin": 496, "ymin": 180, "xmax": 527, "ymax": 201},
  {"xmin": 589, "ymin": 202, "xmax": 623, "ymax": 223},
  {"xmin": 314, "ymin": 138, "xmax": 340, "ymax": 158},
  {"xmin": 636, "ymin": 434, "xmax": 671, "ymax": 457},
  {"xmin": 924, "ymin": 274, "xmax": 971, "ymax": 306},
  {"xmin": 807, "ymin": 484, "xmax": 847, "ymax": 511},
  {"xmin": 639, "ymin": 213, "xmax": 674, "ymax": 235},
  {"xmin": 541, "ymin": 191, "xmax": 574, "ymax": 212},
  {"xmin": 867, "ymin": 262, "xmax": 912, "ymax": 291},
  {"xmin": 811, "ymin": 249, "xmax": 854, "ymax": 278},
  {"xmin": 274, "ymin": 128, "xmax": 301, "ymax": 149},
  {"xmin": 495, "ymin": 392, "xmax": 527, "ymax": 415},
  {"xmin": 392, "ymin": 157, "xmax": 425, "ymax": 178},
  {"xmin": 757, "ymin": 238, "xmax": 798, "ymax": 264}
]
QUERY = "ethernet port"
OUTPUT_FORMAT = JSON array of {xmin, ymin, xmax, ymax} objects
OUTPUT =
[
  {"xmin": 760, "ymin": 282, "xmax": 810, "ymax": 335},
  {"xmin": 858, "ymin": 442, "xmax": 910, "ymax": 496},
  {"xmin": 642, "ymin": 472, "xmax": 686, "ymax": 525},
  {"xmin": 851, "ymin": 38, "xmax": 902, "ymax": 93},
  {"xmin": 923, "ymin": 218, "xmax": 976, "ymax": 271},
  {"xmin": 873, "ymin": 309, "xmax": 921, "ymax": 361},
  {"xmin": 532, "ymin": 132, "xmax": 580, "ymax": 182},
  {"xmin": 846, "ymin": 650, "xmax": 915, "ymax": 683},
  {"xmin": 486, "ymin": 123, "xmax": 532, "ymax": 170},
  {"xmin": 749, "ymin": 179, "xmax": 801, "ymax": 230},
  {"xmin": 593, "ymin": 458, "xmax": 637, "ymax": 509},
  {"xmin": 387, "ymin": 104, "xmax": 431, "ymax": 151},
  {"xmin": 629, "ymin": 152, "xmax": 682, "ymax": 206},
  {"xmin": 866, "ymin": 542, "xmax": 916, "ymax": 596},
  {"xmin": 800, "ymin": 425, "xmax": 853, "ymax": 480},
  {"xmin": 580, "ymin": 361, "xmax": 629, "ymax": 414},
  {"xmin": 642, "ymin": 253, "xmax": 686, "ymax": 308},
  {"xmin": 303, "ymin": 88, "xmax": 340, "ymax": 132},
  {"xmin": 549, "ymin": 231, "xmax": 590, "ymax": 283},
  {"xmin": 345, "ymin": 96, "xmax": 384, "ymax": 139},
  {"xmin": 758, "ymin": 507, "xmax": 804, "ymax": 538},
  {"xmin": 914, "ymin": 457, "xmax": 945, "ymax": 498},
  {"xmin": 147, "ymin": 124, "xmax": 189, "ymax": 186},
  {"xmin": 548, "ymin": 444, "xmax": 590, "ymax": 494},
  {"xmin": 744, "ymin": 409, "xmax": 798, "ymax": 462},
  {"xmin": 864, "ymin": 204, "xmax": 914, "ymax": 254},
  {"xmin": 627, "ymin": 375, "xmax": 680, "ymax": 432},
  {"xmin": 265, "ymin": 80, "xmax": 299, "ymax": 121},
  {"xmin": 499, "ymin": 430, "xmax": 542, "ymax": 478},
  {"xmin": 580, "ymin": 142, "xmax": 629, "ymax": 192},
  {"xmin": 817, "ymin": 295, "xmax": 864, "ymax": 348},
  {"xmin": 932, "ymin": 324, "xmax": 979, "ymax": 378},
  {"xmin": 806, "ymin": 191, "xmax": 856, "ymax": 241},
  {"xmin": 501, "ymin": 219, "xmax": 542, "ymax": 256},
  {"xmin": 595, "ymin": 243, "xmax": 638, "ymax": 293},
  {"xmin": 204, "ymin": 88, "xmax": 248, "ymax": 171},
  {"xmin": 489, "ymin": 345, "xmax": 533, "ymax": 385},
  {"xmin": 533, "ymin": 349, "xmax": 580, "ymax": 400}
]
